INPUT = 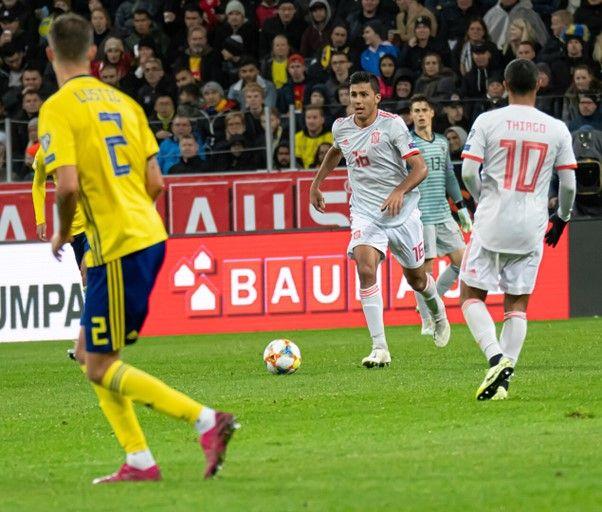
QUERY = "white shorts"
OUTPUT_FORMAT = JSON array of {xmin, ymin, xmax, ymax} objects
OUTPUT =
[
  {"xmin": 423, "ymin": 219, "xmax": 465, "ymax": 259},
  {"xmin": 459, "ymin": 233, "xmax": 543, "ymax": 295},
  {"xmin": 347, "ymin": 209, "xmax": 425, "ymax": 269}
]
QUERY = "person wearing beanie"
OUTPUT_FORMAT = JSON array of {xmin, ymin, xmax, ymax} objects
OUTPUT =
[
  {"xmin": 360, "ymin": 20, "xmax": 400, "ymax": 76},
  {"xmin": 299, "ymin": 0, "xmax": 333, "ymax": 58},
  {"xmin": 213, "ymin": 0, "xmax": 259, "ymax": 59},
  {"xmin": 395, "ymin": 0, "xmax": 438, "ymax": 43}
]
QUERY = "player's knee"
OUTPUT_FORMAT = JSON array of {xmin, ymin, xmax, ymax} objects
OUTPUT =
[
  {"xmin": 356, "ymin": 263, "xmax": 377, "ymax": 288},
  {"xmin": 86, "ymin": 364, "xmax": 106, "ymax": 384},
  {"xmin": 407, "ymin": 272, "xmax": 427, "ymax": 291}
]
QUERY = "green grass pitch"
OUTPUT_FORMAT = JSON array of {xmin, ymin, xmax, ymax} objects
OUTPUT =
[{"xmin": 1, "ymin": 318, "xmax": 600, "ymax": 512}]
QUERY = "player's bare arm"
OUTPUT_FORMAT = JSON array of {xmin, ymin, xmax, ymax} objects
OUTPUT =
[
  {"xmin": 51, "ymin": 165, "xmax": 79, "ymax": 259},
  {"xmin": 146, "ymin": 156, "xmax": 164, "ymax": 201},
  {"xmin": 381, "ymin": 153, "xmax": 427, "ymax": 216},
  {"xmin": 310, "ymin": 146, "xmax": 343, "ymax": 213}
]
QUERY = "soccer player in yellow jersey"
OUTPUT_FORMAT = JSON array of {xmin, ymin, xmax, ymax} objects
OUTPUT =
[{"xmin": 40, "ymin": 13, "xmax": 237, "ymax": 484}]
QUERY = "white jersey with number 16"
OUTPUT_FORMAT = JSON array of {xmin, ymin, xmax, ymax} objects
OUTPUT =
[
  {"xmin": 332, "ymin": 110, "xmax": 421, "ymax": 228},
  {"xmin": 462, "ymin": 105, "xmax": 577, "ymax": 254}
]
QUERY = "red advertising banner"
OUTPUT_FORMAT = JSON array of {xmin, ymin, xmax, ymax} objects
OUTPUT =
[
  {"xmin": 143, "ymin": 230, "xmax": 569, "ymax": 337},
  {"xmin": 168, "ymin": 181, "xmax": 230, "ymax": 234},
  {"xmin": 296, "ymin": 176, "xmax": 351, "ymax": 229},
  {"xmin": 232, "ymin": 179, "xmax": 294, "ymax": 231},
  {"xmin": 0, "ymin": 187, "xmax": 45, "ymax": 241}
]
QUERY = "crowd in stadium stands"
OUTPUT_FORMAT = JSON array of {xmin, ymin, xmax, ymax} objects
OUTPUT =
[{"xmin": 0, "ymin": 0, "xmax": 600, "ymax": 215}]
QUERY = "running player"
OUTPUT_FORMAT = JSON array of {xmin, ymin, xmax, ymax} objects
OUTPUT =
[
  {"xmin": 40, "ymin": 13, "xmax": 237, "ymax": 483},
  {"xmin": 310, "ymin": 71, "xmax": 451, "ymax": 367},
  {"xmin": 409, "ymin": 95, "xmax": 472, "ymax": 338},
  {"xmin": 460, "ymin": 59, "xmax": 577, "ymax": 400}
]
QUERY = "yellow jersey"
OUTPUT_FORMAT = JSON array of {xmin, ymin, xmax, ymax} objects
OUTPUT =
[
  {"xmin": 32, "ymin": 147, "xmax": 86, "ymax": 236},
  {"xmin": 38, "ymin": 75, "xmax": 167, "ymax": 267}
]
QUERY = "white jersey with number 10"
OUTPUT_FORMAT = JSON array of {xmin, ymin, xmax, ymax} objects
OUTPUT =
[
  {"xmin": 332, "ymin": 110, "xmax": 421, "ymax": 228},
  {"xmin": 461, "ymin": 105, "xmax": 577, "ymax": 254}
]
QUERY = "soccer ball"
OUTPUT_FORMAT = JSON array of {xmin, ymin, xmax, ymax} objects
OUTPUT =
[{"xmin": 263, "ymin": 339, "xmax": 301, "ymax": 375}]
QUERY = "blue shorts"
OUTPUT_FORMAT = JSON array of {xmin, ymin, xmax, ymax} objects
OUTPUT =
[
  {"xmin": 82, "ymin": 242, "xmax": 165, "ymax": 353},
  {"xmin": 70, "ymin": 232, "xmax": 89, "ymax": 268}
]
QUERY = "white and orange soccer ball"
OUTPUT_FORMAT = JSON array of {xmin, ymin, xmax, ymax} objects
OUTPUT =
[{"xmin": 263, "ymin": 339, "xmax": 301, "ymax": 375}]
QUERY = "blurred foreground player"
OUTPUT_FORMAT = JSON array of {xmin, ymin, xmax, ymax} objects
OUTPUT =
[
  {"xmin": 310, "ymin": 72, "xmax": 451, "ymax": 368},
  {"xmin": 39, "ymin": 13, "xmax": 237, "ymax": 483},
  {"xmin": 460, "ymin": 59, "xmax": 577, "ymax": 400}
]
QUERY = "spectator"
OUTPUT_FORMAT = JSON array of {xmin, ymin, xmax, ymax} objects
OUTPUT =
[
  {"xmin": 453, "ymin": 17, "xmax": 502, "ymax": 77},
  {"xmin": 243, "ymin": 82, "xmax": 267, "ymax": 141},
  {"xmin": 228, "ymin": 56, "xmax": 277, "ymax": 109},
  {"xmin": 115, "ymin": 1, "xmax": 161, "ymax": 34},
  {"xmin": 255, "ymin": 0, "xmax": 279, "ymax": 30},
  {"xmin": 461, "ymin": 42, "xmax": 502, "ymax": 99},
  {"xmin": 311, "ymin": 21, "xmax": 352, "ymax": 83},
  {"xmin": 157, "ymin": 115, "xmax": 205, "ymax": 174},
  {"xmin": 177, "ymin": 83, "xmax": 203, "ymax": 118},
  {"xmin": 0, "ymin": 8, "xmax": 38, "ymax": 61},
  {"xmin": 470, "ymin": 73, "xmax": 508, "ymax": 120},
  {"xmin": 213, "ymin": 1, "xmax": 259, "ymax": 59},
  {"xmin": 277, "ymin": 53, "xmax": 313, "ymax": 113},
  {"xmin": 99, "ymin": 63, "xmax": 120, "ymax": 87},
  {"xmin": 574, "ymin": 0, "xmax": 601, "ymax": 40},
  {"xmin": 539, "ymin": 9, "xmax": 573, "ymax": 64},
  {"xmin": 445, "ymin": 125, "xmax": 468, "ymax": 160},
  {"xmin": 125, "ymin": 8, "xmax": 169, "ymax": 57},
  {"xmin": 217, "ymin": 134, "xmax": 258, "ymax": 171},
  {"xmin": 346, "ymin": 0, "xmax": 395, "ymax": 51},
  {"xmin": 535, "ymin": 62, "xmax": 563, "ymax": 117},
  {"xmin": 149, "ymin": 94, "xmax": 176, "ymax": 141},
  {"xmin": 568, "ymin": 93, "xmax": 602, "ymax": 131},
  {"xmin": 174, "ymin": 67, "xmax": 195, "ymax": 89},
  {"xmin": 502, "ymin": 17, "xmax": 538, "ymax": 64},
  {"xmin": 260, "ymin": 0, "xmax": 307, "ymax": 58},
  {"xmin": 395, "ymin": 0, "xmax": 438, "ymax": 43},
  {"xmin": 434, "ymin": 94, "xmax": 470, "ymax": 132},
  {"xmin": 483, "ymin": 0, "xmax": 548, "ymax": 50},
  {"xmin": 324, "ymin": 51, "xmax": 353, "ymax": 99},
  {"xmin": 360, "ymin": 20, "xmax": 400, "ymax": 76},
  {"xmin": 169, "ymin": 134, "xmax": 206, "ymax": 174},
  {"xmin": 294, "ymin": 105, "xmax": 333, "ymax": 168},
  {"xmin": 0, "ymin": 43, "xmax": 25, "ymax": 90},
  {"xmin": 211, "ymin": 111, "xmax": 253, "ymax": 165},
  {"xmin": 392, "ymin": 72, "xmax": 414, "ymax": 101},
  {"xmin": 274, "ymin": 142, "xmax": 291, "ymax": 169},
  {"xmin": 221, "ymin": 34, "xmax": 245, "ymax": 88},
  {"xmin": 260, "ymin": 34, "xmax": 291, "ymax": 89},
  {"xmin": 438, "ymin": 1, "xmax": 486, "ymax": 46},
  {"xmin": 516, "ymin": 40, "xmax": 537, "ymax": 61},
  {"xmin": 164, "ymin": 3, "xmax": 204, "ymax": 61},
  {"xmin": 377, "ymin": 54, "xmax": 399, "ymax": 100},
  {"xmin": 300, "ymin": 0, "xmax": 333, "ymax": 58},
  {"xmin": 90, "ymin": 7, "xmax": 112, "ymax": 48},
  {"xmin": 2, "ymin": 67, "xmax": 51, "ymax": 117},
  {"xmin": 173, "ymin": 25, "xmax": 223, "ymax": 84},
  {"xmin": 563, "ymin": 65, "xmax": 602, "ymax": 121},
  {"xmin": 413, "ymin": 52, "xmax": 456, "ymax": 100},
  {"xmin": 259, "ymin": 107, "xmax": 288, "ymax": 151},
  {"xmin": 562, "ymin": 24, "xmax": 596, "ymax": 73},
  {"xmin": 310, "ymin": 141, "xmax": 332, "ymax": 168},
  {"xmin": 403, "ymin": 16, "xmax": 450, "ymax": 73},
  {"xmin": 12, "ymin": 89, "xmax": 41, "ymax": 159},
  {"xmin": 331, "ymin": 82, "xmax": 351, "ymax": 118},
  {"xmin": 137, "ymin": 57, "xmax": 177, "ymax": 115}
]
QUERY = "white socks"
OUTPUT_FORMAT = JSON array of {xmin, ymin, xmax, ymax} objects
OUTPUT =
[
  {"xmin": 417, "ymin": 274, "xmax": 446, "ymax": 321},
  {"xmin": 436, "ymin": 265, "xmax": 460, "ymax": 297},
  {"xmin": 462, "ymin": 299, "xmax": 502, "ymax": 361},
  {"xmin": 194, "ymin": 406, "xmax": 216, "ymax": 435},
  {"xmin": 126, "ymin": 449, "xmax": 156, "ymax": 470},
  {"xmin": 360, "ymin": 284, "xmax": 388, "ymax": 350},
  {"xmin": 415, "ymin": 292, "xmax": 431, "ymax": 327},
  {"xmin": 500, "ymin": 311, "xmax": 527, "ymax": 365}
]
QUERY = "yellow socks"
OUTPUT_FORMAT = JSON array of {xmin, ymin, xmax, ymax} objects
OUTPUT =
[
  {"xmin": 101, "ymin": 361, "xmax": 203, "ymax": 424},
  {"xmin": 79, "ymin": 365, "xmax": 148, "ymax": 454}
]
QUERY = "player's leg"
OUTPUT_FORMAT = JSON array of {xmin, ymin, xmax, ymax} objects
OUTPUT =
[
  {"xmin": 85, "ymin": 243, "xmax": 237, "ymax": 480},
  {"xmin": 390, "ymin": 209, "xmax": 450, "ymax": 347},
  {"xmin": 500, "ymin": 294, "xmax": 529, "ymax": 365},
  {"xmin": 67, "ymin": 233, "xmax": 89, "ymax": 361},
  {"xmin": 459, "ymin": 236, "xmax": 512, "ymax": 400},
  {"xmin": 435, "ymin": 219, "xmax": 466, "ymax": 297},
  {"xmin": 348, "ymin": 218, "xmax": 391, "ymax": 367},
  {"xmin": 437, "ymin": 247, "xmax": 463, "ymax": 297},
  {"xmin": 414, "ymin": 225, "xmax": 436, "ymax": 335}
]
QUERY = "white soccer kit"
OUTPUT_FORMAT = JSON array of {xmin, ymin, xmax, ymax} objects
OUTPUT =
[
  {"xmin": 332, "ymin": 110, "xmax": 425, "ymax": 269},
  {"xmin": 460, "ymin": 105, "xmax": 577, "ymax": 294}
]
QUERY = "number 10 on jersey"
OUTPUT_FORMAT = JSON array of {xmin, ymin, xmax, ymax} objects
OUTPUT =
[{"xmin": 499, "ymin": 139, "xmax": 548, "ymax": 193}]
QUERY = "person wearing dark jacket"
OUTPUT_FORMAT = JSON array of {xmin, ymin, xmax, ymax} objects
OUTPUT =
[
  {"xmin": 461, "ymin": 42, "xmax": 502, "ymax": 99},
  {"xmin": 300, "ymin": 0, "xmax": 333, "ymax": 58},
  {"xmin": 260, "ymin": 0, "xmax": 307, "ymax": 58},
  {"xmin": 216, "ymin": 135, "xmax": 258, "ymax": 172},
  {"xmin": 169, "ymin": 134, "xmax": 206, "ymax": 174},
  {"xmin": 172, "ymin": 25, "xmax": 223, "ymax": 85},
  {"xmin": 213, "ymin": 1, "xmax": 259, "ymax": 60},
  {"xmin": 402, "ymin": 16, "xmax": 451, "ymax": 74}
]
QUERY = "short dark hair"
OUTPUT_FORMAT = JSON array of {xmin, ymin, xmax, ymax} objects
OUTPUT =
[
  {"xmin": 133, "ymin": 9, "xmax": 151, "ymax": 19},
  {"xmin": 48, "ymin": 13, "xmax": 93, "ymax": 62},
  {"xmin": 179, "ymin": 83, "xmax": 200, "ymax": 99},
  {"xmin": 518, "ymin": 40, "xmax": 537, "ymax": 52},
  {"xmin": 349, "ymin": 71, "xmax": 380, "ymax": 94},
  {"xmin": 409, "ymin": 94, "xmax": 433, "ymax": 109},
  {"xmin": 238, "ymin": 55, "xmax": 259, "ymax": 69},
  {"xmin": 504, "ymin": 59, "xmax": 538, "ymax": 95}
]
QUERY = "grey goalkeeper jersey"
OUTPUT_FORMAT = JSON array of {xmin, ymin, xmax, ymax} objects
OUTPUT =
[{"xmin": 332, "ymin": 110, "xmax": 421, "ymax": 227}]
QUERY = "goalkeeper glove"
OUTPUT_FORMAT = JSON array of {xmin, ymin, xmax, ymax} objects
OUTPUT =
[
  {"xmin": 457, "ymin": 207, "xmax": 473, "ymax": 233},
  {"xmin": 544, "ymin": 213, "xmax": 568, "ymax": 247}
]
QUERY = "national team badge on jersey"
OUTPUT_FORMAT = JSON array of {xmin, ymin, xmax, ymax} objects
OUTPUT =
[
  {"xmin": 342, "ymin": 138, "xmax": 349, "ymax": 146},
  {"xmin": 371, "ymin": 131, "xmax": 380, "ymax": 144},
  {"xmin": 40, "ymin": 133, "xmax": 51, "ymax": 152}
]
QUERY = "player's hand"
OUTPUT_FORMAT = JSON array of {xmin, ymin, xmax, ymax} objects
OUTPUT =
[
  {"xmin": 544, "ymin": 213, "xmax": 568, "ymax": 248},
  {"xmin": 457, "ymin": 207, "xmax": 473, "ymax": 233},
  {"xmin": 36, "ymin": 223, "xmax": 47, "ymax": 241},
  {"xmin": 51, "ymin": 233, "xmax": 71, "ymax": 261},
  {"xmin": 310, "ymin": 186, "xmax": 326, "ymax": 213},
  {"xmin": 381, "ymin": 189, "xmax": 405, "ymax": 217}
]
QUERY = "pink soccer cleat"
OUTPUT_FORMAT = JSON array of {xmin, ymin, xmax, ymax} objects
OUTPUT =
[
  {"xmin": 199, "ymin": 411, "xmax": 239, "ymax": 479},
  {"xmin": 92, "ymin": 463, "xmax": 162, "ymax": 484}
]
